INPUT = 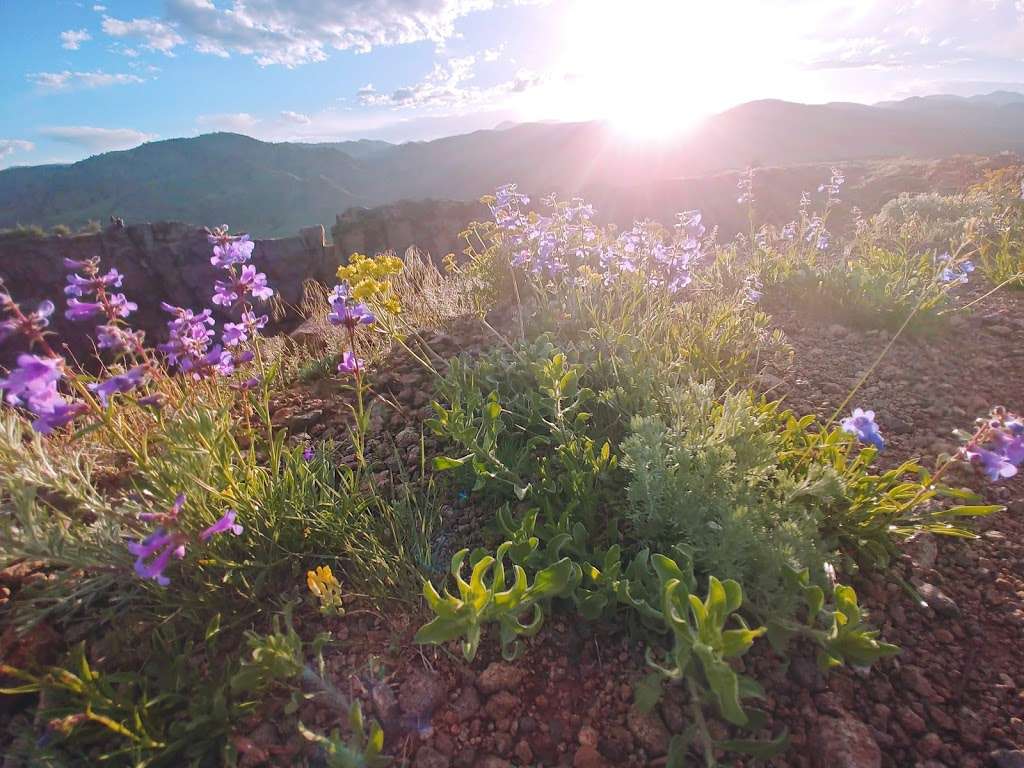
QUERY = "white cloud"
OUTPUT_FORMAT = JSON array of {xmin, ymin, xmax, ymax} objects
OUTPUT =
[
  {"xmin": 196, "ymin": 112, "xmax": 261, "ymax": 132},
  {"xmin": 163, "ymin": 0, "xmax": 534, "ymax": 67},
  {"xmin": 60, "ymin": 29, "xmax": 92, "ymax": 50},
  {"xmin": 92, "ymin": 4, "xmax": 107, "ymax": 11},
  {"xmin": 280, "ymin": 110, "xmax": 312, "ymax": 124},
  {"xmin": 0, "ymin": 139, "xmax": 35, "ymax": 162},
  {"xmin": 482, "ymin": 45, "xmax": 503, "ymax": 62},
  {"xmin": 37, "ymin": 126, "xmax": 157, "ymax": 152},
  {"xmin": 27, "ymin": 70, "xmax": 145, "ymax": 91},
  {"xmin": 357, "ymin": 55, "xmax": 546, "ymax": 109},
  {"xmin": 101, "ymin": 15, "xmax": 184, "ymax": 54}
]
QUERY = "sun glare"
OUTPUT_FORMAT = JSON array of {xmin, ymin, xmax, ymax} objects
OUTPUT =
[{"xmin": 558, "ymin": 1, "xmax": 765, "ymax": 140}]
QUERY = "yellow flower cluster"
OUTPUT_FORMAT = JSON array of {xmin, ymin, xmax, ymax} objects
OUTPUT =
[
  {"xmin": 336, "ymin": 253, "xmax": 404, "ymax": 315},
  {"xmin": 306, "ymin": 564, "xmax": 344, "ymax": 615}
]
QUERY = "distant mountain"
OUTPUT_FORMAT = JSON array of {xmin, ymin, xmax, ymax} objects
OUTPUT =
[{"xmin": 3, "ymin": 92, "xmax": 1024, "ymax": 237}]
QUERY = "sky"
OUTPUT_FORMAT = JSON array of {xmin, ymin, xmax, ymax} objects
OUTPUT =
[{"xmin": 2, "ymin": 0, "xmax": 1024, "ymax": 168}]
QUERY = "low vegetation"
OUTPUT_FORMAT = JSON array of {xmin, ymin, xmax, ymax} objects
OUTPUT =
[{"xmin": 1, "ymin": 166, "xmax": 1022, "ymax": 766}]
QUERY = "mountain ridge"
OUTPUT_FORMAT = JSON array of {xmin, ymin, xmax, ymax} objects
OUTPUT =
[{"xmin": 3, "ymin": 92, "xmax": 1024, "ymax": 237}]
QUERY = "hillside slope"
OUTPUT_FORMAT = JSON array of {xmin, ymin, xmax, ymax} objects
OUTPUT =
[{"xmin": 3, "ymin": 94, "xmax": 1024, "ymax": 236}]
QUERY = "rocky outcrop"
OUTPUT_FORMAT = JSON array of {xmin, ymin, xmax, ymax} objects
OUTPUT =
[
  {"xmin": 0, "ymin": 221, "xmax": 335, "ymax": 367},
  {"xmin": 332, "ymin": 199, "xmax": 485, "ymax": 263}
]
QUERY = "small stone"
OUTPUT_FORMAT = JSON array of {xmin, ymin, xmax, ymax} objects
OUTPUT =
[
  {"xmin": 578, "ymin": 725, "xmax": 599, "ymax": 748},
  {"xmin": 810, "ymin": 715, "xmax": 881, "ymax": 768},
  {"xmin": 287, "ymin": 409, "xmax": 323, "ymax": 431},
  {"xmin": 451, "ymin": 686, "xmax": 481, "ymax": 722},
  {"xmin": 485, "ymin": 691, "xmax": 519, "ymax": 721},
  {"xmin": 399, "ymin": 669, "xmax": 447, "ymax": 718},
  {"xmin": 898, "ymin": 708, "xmax": 926, "ymax": 735},
  {"xmin": 917, "ymin": 733, "xmax": 943, "ymax": 759},
  {"xmin": 477, "ymin": 662, "xmax": 524, "ymax": 694},
  {"xmin": 917, "ymin": 583, "xmax": 960, "ymax": 618},
  {"xmin": 514, "ymin": 739, "xmax": 533, "ymax": 764},
  {"xmin": 573, "ymin": 745, "xmax": 610, "ymax": 768},
  {"xmin": 626, "ymin": 707, "xmax": 670, "ymax": 757},
  {"xmin": 992, "ymin": 750, "xmax": 1024, "ymax": 768},
  {"xmin": 415, "ymin": 745, "xmax": 451, "ymax": 768}
]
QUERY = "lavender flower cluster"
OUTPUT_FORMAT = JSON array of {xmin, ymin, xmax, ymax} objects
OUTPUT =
[
  {"xmin": 961, "ymin": 408, "xmax": 1024, "ymax": 481},
  {"xmin": 326, "ymin": 283, "xmax": 375, "ymax": 374},
  {"xmin": 129, "ymin": 493, "xmax": 243, "ymax": 585},
  {"xmin": 488, "ymin": 184, "xmax": 701, "ymax": 293}
]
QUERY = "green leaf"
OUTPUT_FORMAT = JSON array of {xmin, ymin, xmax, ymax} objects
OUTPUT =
[
  {"xmin": 433, "ymin": 455, "xmax": 469, "ymax": 471},
  {"xmin": 634, "ymin": 673, "xmax": 664, "ymax": 714}
]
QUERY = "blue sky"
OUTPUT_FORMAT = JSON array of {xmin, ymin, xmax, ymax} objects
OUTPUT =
[{"xmin": 3, "ymin": 0, "xmax": 1024, "ymax": 167}]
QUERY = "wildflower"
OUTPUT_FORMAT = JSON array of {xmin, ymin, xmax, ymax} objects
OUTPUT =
[
  {"xmin": 737, "ymin": 167, "xmax": 755, "ymax": 206},
  {"xmin": 65, "ymin": 298, "xmax": 104, "ymax": 322},
  {"xmin": 139, "ymin": 493, "xmax": 186, "ymax": 525},
  {"xmin": 222, "ymin": 310, "xmax": 268, "ymax": 347},
  {"xmin": 0, "ymin": 354, "xmax": 62, "ymax": 408},
  {"xmin": 213, "ymin": 265, "xmax": 273, "ymax": 307},
  {"xmin": 128, "ymin": 529, "xmax": 186, "ymax": 586},
  {"xmin": 337, "ymin": 351, "xmax": 364, "ymax": 374},
  {"xmin": 938, "ymin": 256, "xmax": 975, "ymax": 285},
  {"xmin": 159, "ymin": 304, "xmax": 215, "ymax": 369},
  {"xmin": 328, "ymin": 294, "xmax": 375, "ymax": 330},
  {"xmin": 743, "ymin": 274, "xmax": 763, "ymax": 303},
  {"xmin": 841, "ymin": 408, "xmax": 885, "ymax": 450},
  {"xmin": 965, "ymin": 446, "xmax": 1018, "ymax": 481},
  {"xmin": 200, "ymin": 509, "xmax": 243, "ymax": 542},
  {"xmin": 307, "ymin": 565, "xmax": 344, "ymax": 614},
  {"xmin": 137, "ymin": 393, "xmax": 166, "ymax": 409},
  {"xmin": 303, "ymin": 444, "xmax": 315, "ymax": 461},
  {"xmin": 89, "ymin": 366, "xmax": 147, "ymax": 407},
  {"xmin": 64, "ymin": 268, "xmax": 123, "ymax": 298},
  {"xmin": 32, "ymin": 400, "xmax": 89, "ymax": 435},
  {"xmin": 780, "ymin": 221, "xmax": 797, "ymax": 240},
  {"xmin": 96, "ymin": 324, "xmax": 144, "ymax": 355},
  {"xmin": 0, "ymin": 300, "xmax": 54, "ymax": 344},
  {"xmin": 209, "ymin": 232, "xmax": 254, "ymax": 268}
]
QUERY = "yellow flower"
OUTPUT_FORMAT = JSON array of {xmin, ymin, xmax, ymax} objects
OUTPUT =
[
  {"xmin": 306, "ymin": 565, "xmax": 344, "ymax": 615},
  {"xmin": 336, "ymin": 253, "xmax": 404, "ymax": 315}
]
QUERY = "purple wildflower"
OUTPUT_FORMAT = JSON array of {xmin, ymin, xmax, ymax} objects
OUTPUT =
[
  {"xmin": 0, "ymin": 354, "xmax": 62, "ymax": 408},
  {"xmin": 159, "ymin": 304, "xmax": 215, "ymax": 369},
  {"xmin": 337, "ymin": 351, "xmax": 363, "ymax": 374},
  {"xmin": 222, "ymin": 311, "xmax": 268, "ymax": 347},
  {"xmin": 32, "ymin": 400, "xmax": 88, "ymax": 435},
  {"xmin": 210, "ymin": 234, "xmax": 254, "ymax": 268},
  {"xmin": 841, "ymin": 408, "xmax": 885, "ymax": 451},
  {"xmin": 65, "ymin": 299, "xmax": 104, "ymax": 322},
  {"xmin": 965, "ymin": 446, "xmax": 1018, "ymax": 482},
  {"xmin": 328, "ymin": 294, "xmax": 375, "ymax": 329},
  {"xmin": 89, "ymin": 366, "xmax": 147, "ymax": 407},
  {"xmin": 0, "ymin": 300, "xmax": 54, "ymax": 344},
  {"xmin": 96, "ymin": 324, "xmax": 144, "ymax": 355},
  {"xmin": 200, "ymin": 509, "xmax": 243, "ymax": 542},
  {"xmin": 128, "ymin": 529, "xmax": 187, "ymax": 586},
  {"xmin": 303, "ymin": 445, "xmax": 315, "ymax": 461},
  {"xmin": 212, "ymin": 265, "xmax": 273, "ymax": 308}
]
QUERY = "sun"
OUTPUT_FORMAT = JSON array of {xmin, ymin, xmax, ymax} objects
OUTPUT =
[{"xmin": 554, "ymin": 0, "xmax": 756, "ymax": 140}]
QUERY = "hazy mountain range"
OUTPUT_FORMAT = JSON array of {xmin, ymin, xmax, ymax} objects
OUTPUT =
[{"xmin": 3, "ymin": 92, "xmax": 1024, "ymax": 238}]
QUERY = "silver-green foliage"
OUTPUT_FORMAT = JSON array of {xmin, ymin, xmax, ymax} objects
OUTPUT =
[{"xmin": 620, "ymin": 383, "xmax": 828, "ymax": 611}]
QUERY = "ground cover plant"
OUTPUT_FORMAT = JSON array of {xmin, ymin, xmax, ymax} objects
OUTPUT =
[{"xmin": 1, "ymin": 168, "xmax": 1023, "ymax": 767}]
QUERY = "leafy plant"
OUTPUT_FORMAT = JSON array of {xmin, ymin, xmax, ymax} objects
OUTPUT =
[
  {"xmin": 414, "ymin": 540, "xmax": 574, "ymax": 661},
  {"xmin": 298, "ymin": 700, "xmax": 390, "ymax": 768}
]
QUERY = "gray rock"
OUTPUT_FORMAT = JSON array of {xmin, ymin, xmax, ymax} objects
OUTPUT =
[
  {"xmin": 918, "ymin": 582, "xmax": 960, "ymax": 618},
  {"xmin": 451, "ymin": 685, "xmax": 481, "ymax": 722},
  {"xmin": 287, "ymin": 409, "xmax": 324, "ymax": 432},
  {"xmin": 399, "ymin": 669, "xmax": 447, "ymax": 718},
  {"xmin": 992, "ymin": 749, "xmax": 1024, "ymax": 768},
  {"xmin": 477, "ymin": 662, "xmax": 524, "ymax": 694}
]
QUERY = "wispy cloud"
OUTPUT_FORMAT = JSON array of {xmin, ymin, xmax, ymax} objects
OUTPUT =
[
  {"xmin": 27, "ymin": 70, "xmax": 145, "ymax": 91},
  {"xmin": 101, "ymin": 15, "xmax": 184, "ymax": 55},
  {"xmin": 196, "ymin": 112, "xmax": 261, "ymax": 132},
  {"xmin": 60, "ymin": 29, "xmax": 92, "ymax": 50},
  {"xmin": 0, "ymin": 139, "xmax": 35, "ymax": 162},
  {"xmin": 37, "ymin": 126, "xmax": 157, "ymax": 152},
  {"xmin": 280, "ymin": 110, "xmax": 311, "ymax": 125}
]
